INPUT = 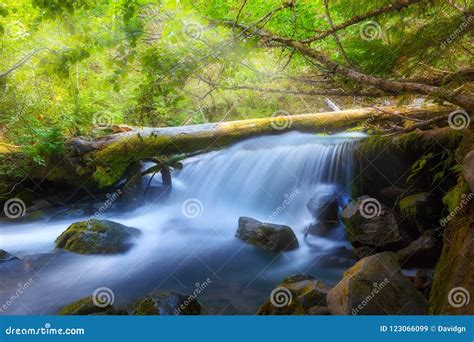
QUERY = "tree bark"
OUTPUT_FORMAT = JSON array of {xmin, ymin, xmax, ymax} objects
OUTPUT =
[{"xmin": 68, "ymin": 104, "xmax": 455, "ymax": 188}]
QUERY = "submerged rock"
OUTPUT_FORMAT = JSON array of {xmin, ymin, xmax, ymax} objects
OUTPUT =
[
  {"xmin": 327, "ymin": 252, "xmax": 428, "ymax": 315},
  {"xmin": 396, "ymin": 230, "xmax": 441, "ymax": 268},
  {"xmin": 341, "ymin": 196, "xmax": 410, "ymax": 253},
  {"xmin": 257, "ymin": 274, "xmax": 332, "ymax": 315},
  {"xmin": 133, "ymin": 292, "xmax": 201, "ymax": 315},
  {"xmin": 59, "ymin": 297, "xmax": 127, "ymax": 315},
  {"xmin": 0, "ymin": 249, "xmax": 19, "ymax": 263},
  {"xmin": 306, "ymin": 186, "xmax": 339, "ymax": 224},
  {"xmin": 236, "ymin": 217, "xmax": 298, "ymax": 252},
  {"xmin": 55, "ymin": 219, "xmax": 141, "ymax": 255}
]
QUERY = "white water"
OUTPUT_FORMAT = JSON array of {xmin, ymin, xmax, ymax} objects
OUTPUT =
[{"xmin": 0, "ymin": 132, "xmax": 364, "ymax": 315}]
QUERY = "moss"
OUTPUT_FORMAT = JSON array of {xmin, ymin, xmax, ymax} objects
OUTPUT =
[
  {"xmin": 55, "ymin": 219, "xmax": 141, "ymax": 255},
  {"xmin": 59, "ymin": 297, "xmax": 110, "ymax": 315},
  {"xmin": 399, "ymin": 193, "xmax": 431, "ymax": 234},
  {"xmin": 442, "ymin": 180, "xmax": 469, "ymax": 212},
  {"xmin": 133, "ymin": 297, "xmax": 158, "ymax": 315},
  {"xmin": 429, "ymin": 206, "xmax": 474, "ymax": 314}
]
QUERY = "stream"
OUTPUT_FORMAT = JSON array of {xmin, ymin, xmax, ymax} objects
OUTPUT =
[{"xmin": 0, "ymin": 131, "xmax": 365, "ymax": 315}]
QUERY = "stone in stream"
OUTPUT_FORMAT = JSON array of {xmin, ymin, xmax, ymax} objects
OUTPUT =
[
  {"xmin": 59, "ymin": 297, "xmax": 127, "ymax": 315},
  {"xmin": 0, "ymin": 249, "xmax": 19, "ymax": 263},
  {"xmin": 327, "ymin": 252, "xmax": 428, "ymax": 315},
  {"xmin": 257, "ymin": 274, "xmax": 332, "ymax": 315},
  {"xmin": 133, "ymin": 292, "xmax": 201, "ymax": 315},
  {"xmin": 341, "ymin": 196, "xmax": 410, "ymax": 254},
  {"xmin": 236, "ymin": 217, "xmax": 298, "ymax": 252},
  {"xmin": 55, "ymin": 219, "xmax": 141, "ymax": 255},
  {"xmin": 306, "ymin": 185, "xmax": 340, "ymax": 224}
]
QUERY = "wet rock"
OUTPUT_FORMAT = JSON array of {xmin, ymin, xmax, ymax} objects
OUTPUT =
[
  {"xmin": 341, "ymin": 196, "xmax": 410, "ymax": 253},
  {"xmin": 257, "ymin": 274, "xmax": 332, "ymax": 315},
  {"xmin": 307, "ymin": 186, "xmax": 339, "ymax": 224},
  {"xmin": 399, "ymin": 192, "xmax": 440, "ymax": 236},
  {"xmin": 0, "ymin": 249, "xmax": 19, "ymax": 263},
  {"xmin": 396, "ymin": 230, "xmax": 441, "ymax": 268},
  {"xmin": 327, "ymin": 252, "xmax": 428, "ymax": 315},
  {"xmin": 463, "ymin": 150, "xmax": 474, "ymax": 192},
  {"xmin": 236, "ymin": 217, "xmax": 298, "ymax": 252},
  {"xmin": 55, "ymin": 219, "xmax": 141, "ymax": 255},
  {"xmin": 59, "ymin": 297, "xmax": 127, "ymax": 315},
  {"xmin": 133, "ymin": 292, "xmax": 201, "ymax": 315}
]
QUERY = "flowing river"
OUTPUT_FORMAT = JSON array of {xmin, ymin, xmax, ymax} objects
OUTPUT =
[{"xmin": 0, "ymin": 131, "xmax": 365, "ymax": 315}]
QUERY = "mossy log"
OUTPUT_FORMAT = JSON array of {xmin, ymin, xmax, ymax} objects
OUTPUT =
[{"xmin": 69, "ymin": 104, "xmax": 454, "ymax": 188}]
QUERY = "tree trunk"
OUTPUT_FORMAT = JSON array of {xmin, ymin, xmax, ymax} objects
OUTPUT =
[{"xmin": 68, "ymin": 104, "xmax": 455, "ymax": 188}]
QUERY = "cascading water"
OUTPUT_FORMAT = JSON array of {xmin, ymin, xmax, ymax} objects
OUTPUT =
[{"xmin": 0, "ymin": 132, "xmax": 364, "ymax": 315}]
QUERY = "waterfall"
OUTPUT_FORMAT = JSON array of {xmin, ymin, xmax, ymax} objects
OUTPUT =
[{"xmin": 0, "ymin": 131, "xmax": 365, "ymax": 315}]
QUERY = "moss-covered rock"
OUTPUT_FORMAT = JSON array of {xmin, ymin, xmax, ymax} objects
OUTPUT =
[
  {"xmin": 55, "ymin": 219, "xmax": 141, "ymax": 255},
  {"xmin": 236, "ymin": 217, "xmax": 298, "ymax": 252},
  {"xmin": 58, "ymin": 296, "xmax": 127, "ymax": 315},
  {"xmin": 429, "ymin": 203, "xmax": 474, "ymax": 314},
  {"xmin": 341, "ymin": 196, "xmax": 410, "ymax": 252},
  {"xmin": 132, "ymin": 292, "xmax": 201, "ymax": 315},
  {"xmin": 257, "ymin": 274, "xmax": 332, "ymax": 315},
  {"xmin": 327, "ymin": 252, "xmax": 428, "ymax": 315}
]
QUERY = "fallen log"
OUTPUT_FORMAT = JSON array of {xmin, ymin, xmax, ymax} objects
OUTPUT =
[{"xmin": 68, "ymin": 104, "xmax": 455, "ymax": 188}]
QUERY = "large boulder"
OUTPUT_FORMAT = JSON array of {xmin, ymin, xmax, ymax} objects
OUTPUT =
[
  {"xmin": 327, "ymin": 252, "xmax": 428, "ymax": 315},
  {"xmin": 59, "ymin": 296, "xmax": 127, "ymax": 315},
  {"xmin": 396, "ymin": 230, "xmax": 441, "ymax": 268},
  {"xmin": 236, "ymin": 217, "xmax": 298, "ymax": 252},
  {"xmin": 0, "ymin": 249, "xmax": 19, "ymax": 263},
  {"xmin": 306, "ymin": 185, "xmax": 339, "ymax": 224},
  {"xmin": 341, "ymin": 196, "xmax": 410, "ymax": 253},
  {"xmin": 133, "ymin": 292, "xmax": 201, "ymax": 315},
  {"xmin": 257, "ymin": 274, "xmax": 332, "ymax": 315},
  {"xmin": 55, "ymin": 219, "xmax": 141, "ymax": 255}
]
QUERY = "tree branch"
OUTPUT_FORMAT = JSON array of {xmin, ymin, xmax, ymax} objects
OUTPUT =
[{"xmin": 0, "ymin": 48, "xmax": 54, "ymax": 78}]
